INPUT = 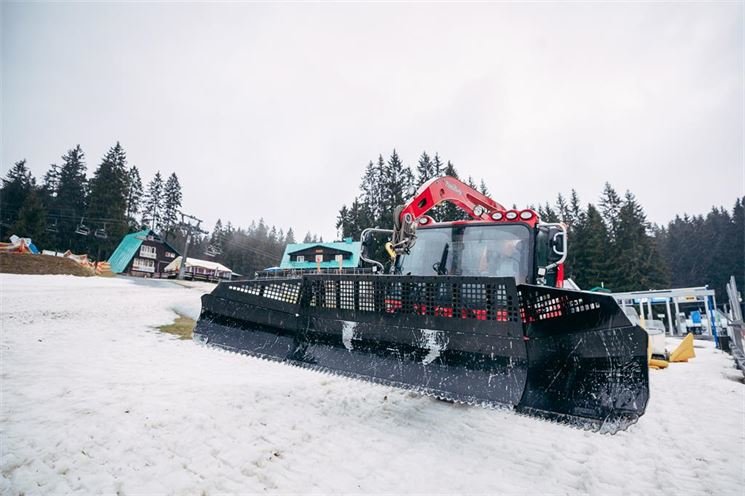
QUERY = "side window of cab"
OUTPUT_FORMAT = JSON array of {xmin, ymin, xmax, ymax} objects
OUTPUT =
[{"xmin": 535, "ymin": 226, "xmax": 557, "ymax": 286}]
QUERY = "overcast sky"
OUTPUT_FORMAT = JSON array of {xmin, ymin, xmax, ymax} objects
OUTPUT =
[{"xmin": 2, "ymin": 2, "xmax": 743, "ymax": 240}]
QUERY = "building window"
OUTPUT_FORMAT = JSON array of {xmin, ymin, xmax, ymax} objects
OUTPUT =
[
  {"xmin": 132, "ymin": 257, "xmax": 155, "ymax": 273},
  {"xmin": 296, "ymin": 255, "xmax": 305, "ymax": 262},
  {"xmin": 140, "ymin": 245, "xmax": 157, "ymax": 259},
  {"xmin": 165, "ymin": 251, "xmax": 175, "ymax": 258},
  {"xmin": 335, "ymin": 254, "xmax": 344, "ymax": 263}
]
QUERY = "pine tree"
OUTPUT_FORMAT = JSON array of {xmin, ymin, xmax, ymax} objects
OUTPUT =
[
  {"xmin": 611, "ymin": 191, "xmax": 669, "ymax": 291},
  {"xmin": 432, "ymin": 153, "xmax": 444, "ymax": 178},
  {"xmin": 208, "ymin": 219, "xmax": 225, "ymax": 255},
  {"xmin": 285, "ymin": 227, "xmax": 296, "ymax": 244},
  {"xmin": 555, "ymin": 193, "xmax": 570, "ymax": 223},
  {"xmin": 143, "ymin": 171, "xmax": 164, "ymax": 231},
  {"xmin": 42, "ymin": 164, "xmax": 61, "ymax": 200},
  {"xmin": 162, "ymin": 173, "xmax": 183, "ymax": 240},
  {"xmin": 336, "ymin": 205, "xmax": 350, "ymax": 239},
  {"xmin": 697, "ymin": 206, "xmax": 739, "ymax": 298},
  {"xmin": 479, "ymin": 179, "xmax": 490, "ymax": 197},
  {"xmin": 55, "ymin": 145, "xmax": 88, "ymax": 251},
  {"xmin": 384, "ymin": 150, "xmax": 413, "ymax": 218},
  {"xmin": 360, "ymin": 157, "xmax": 386, "ymax": 226},
  {"xmin": 337, "ymin": 197, "xmax": 372, "ymax": 240},
  {"xmin": 599, "ymin": 183, "xmax": 623, "ymax": 240},
  {"xmin": 125, "ymin": 166, "xmax": 144, "ymax": 229},
  {"xmin": 571, "ymin": 204, "xmax": 610, "ymax": 288},
  {"xmin": 303, "ymin": 231, "xmax": 313, "ymax": 243},
  {"xmin": 662, "ymin": 214, "xmax": 705, "ymax": 289},
  {"xmin": 1, "ymin": 160, "xmax": 35, "ymax": 232},
  {"xmin": 12, "ymin": 189, "xmax": 48, "ymax": 247},
  {"xmin": 87, "ymin": 142, "xmax": 129, "ymax": 254},
  {"xmin": 415, "ymin": 151, "xmax": 435, "ymax": 187},
  {"xmin": 37, "ymin": 163, "xmax": 62, "ymax": 247},
  {"xmin": 563, "ymin": 191, "xmax": 585, "ymax": 279},
  {"xmin": 539, "ymin": 203, "xmax": 560, "ymax": 223},
  {"xmin": 569, "ymin": 189, "xmax": 584, "ymax": 226},
  {"xmin": 362, "ymin": 150, "xmax": 414, "ymax": 228}
]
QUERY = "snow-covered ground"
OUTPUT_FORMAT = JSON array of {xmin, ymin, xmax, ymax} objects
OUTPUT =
[{"xmin": 1, "ymin": 274, "xmax": 743, "ymax": 495}]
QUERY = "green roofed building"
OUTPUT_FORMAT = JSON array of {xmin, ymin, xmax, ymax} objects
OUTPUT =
[
  {"xmin": 108, "ymin": 229, "xmax": 180, "ymax": 277},
  {"xmin": 279, "ymin": 239, "xmax": 361, "ymax": 271}
]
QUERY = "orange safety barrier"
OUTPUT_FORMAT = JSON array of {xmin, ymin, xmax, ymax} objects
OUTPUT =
[{"xmin": 95, "ymin": 261, "xmax": 114, "ymax": 277}]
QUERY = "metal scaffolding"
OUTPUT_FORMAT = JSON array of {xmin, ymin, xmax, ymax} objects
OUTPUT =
[{"xmin": 612, "ymin": 286, "xmax": 719, "ymax": 341}]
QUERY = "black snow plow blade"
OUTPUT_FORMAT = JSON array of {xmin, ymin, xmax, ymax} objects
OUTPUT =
[{"xmin": 194, "ymin": 275, "xmax": 649, "ymax": 433}]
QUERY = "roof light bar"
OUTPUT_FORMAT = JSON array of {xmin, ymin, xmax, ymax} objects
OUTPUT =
[
  {"xmin": 505, "ymin": 211, "xmax": 518, "ymax": 220},
  {"xmin": 491, "ymin": 212, "xmax": 503, "ymax": 221},
  {"xmin": 519, "ymin": 210, "xmax": 534, "ymax": 220}
]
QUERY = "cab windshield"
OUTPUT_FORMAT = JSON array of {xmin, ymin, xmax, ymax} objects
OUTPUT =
[{"xmin": 396, "ymin": 224, "xmax": 532, "ymax": 283}]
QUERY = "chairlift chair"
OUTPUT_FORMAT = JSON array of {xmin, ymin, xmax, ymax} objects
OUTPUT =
[
  {"xmin": 75, "ymin": 218, "xmax": 90, "ymax": 236},
  {"xmin": 94, "ymin": 223, "xmax": 108, "ymax": 239},
  {"xmin": 205, "ymin": 245, "xmax": 222, "ymax": 257}
]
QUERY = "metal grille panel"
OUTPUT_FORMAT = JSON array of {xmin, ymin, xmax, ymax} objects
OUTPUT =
[
  {"xmin": 520, "ymin": 287, "xmax": 603, "ymax": 322},
  {"xmin": 304, "ymin": 275, "xmax": 519, "ymax": 323},
  {"xmin": 227, "ymin": 280, "xmax": 301, "ymax": 304}
]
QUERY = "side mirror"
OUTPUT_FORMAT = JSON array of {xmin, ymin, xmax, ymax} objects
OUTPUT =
[
  {"xmin": 551, "ymin": 230, "xmax": 566, "ymax": 258},
  {"xmin": 544, "ymin": 223, "xmax": 568, "ymax": 268}
]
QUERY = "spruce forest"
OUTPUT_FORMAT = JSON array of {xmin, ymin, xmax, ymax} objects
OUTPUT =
[
  {"xmin": 2, "ymin": 145, "xmax": 742, "ymax": 296},
  {"xmin": 336, "ymin": 150, "xmax": 744, "ymax": 298},
  {"xmin": 0, "ymin": 143, "xmax": 314, "ymax": 277}
]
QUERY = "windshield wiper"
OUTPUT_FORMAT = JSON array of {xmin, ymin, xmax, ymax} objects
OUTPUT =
[{"xmin": 433, "ymin": 243, "xmax": 449, "ymax": 275}]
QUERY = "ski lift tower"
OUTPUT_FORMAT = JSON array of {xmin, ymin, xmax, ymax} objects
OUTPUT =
[{"xmin": 177, "ymin": 212, "xmax": 207, "ymax": 280}]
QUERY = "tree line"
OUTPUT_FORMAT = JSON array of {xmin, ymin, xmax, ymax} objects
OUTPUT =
[
  {"xmin": 198, "ymin": 218, "xmax": 322, "ymax": 277},
  {"xmin": 336, "ymin": 149, "xmax": 491, "ymax": 240},
  {"xmin": 531, "ymin": 186, "xmax": 743, "ymax": 297},
  {"xmin": 1, "ymin": 142, "xmax": 320, "ymax": 276},
  {"xmin": 2, "ymin": 143, "xmax": 185, "ymax": 257},
  {"xmin": 337, "ymin": 149, "xmax": 743, "ymax": 296},
  {"xmin": 3, "ymin": 145, "xmax": 741, "ymax": 294}
]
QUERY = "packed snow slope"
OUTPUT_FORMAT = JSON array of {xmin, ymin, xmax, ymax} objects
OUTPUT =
[{"xmin": 1, "ymin": 275, "xmax": 743, "ymax": 495}]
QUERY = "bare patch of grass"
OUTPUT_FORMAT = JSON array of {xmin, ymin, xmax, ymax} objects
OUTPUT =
[
  {"xmin": 158, "ymin": 315, "xmax": 196, "ymax": 340},
  {"xmin": 0, "ymin": 252, "xmax": 93, "ymax": 276}
]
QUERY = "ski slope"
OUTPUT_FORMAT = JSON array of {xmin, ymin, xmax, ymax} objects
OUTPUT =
[{"xmin": 1, "ymin": 274, "xmax": 743, "ymax": 495}]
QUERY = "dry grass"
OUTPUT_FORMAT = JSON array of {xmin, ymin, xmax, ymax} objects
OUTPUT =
[
  {"xmin": 0, "ymin": 252, "xmax": 93, "ymax": 277},
  {"xmin": 158, "ymin": 315, "xmax": 196, "ymax": 340}
]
